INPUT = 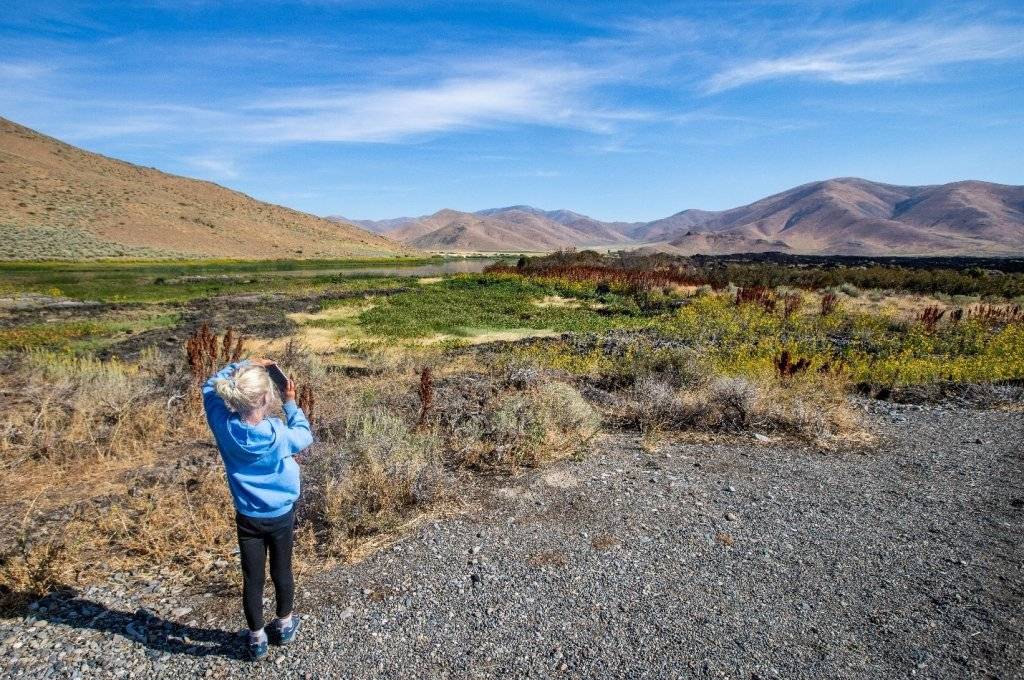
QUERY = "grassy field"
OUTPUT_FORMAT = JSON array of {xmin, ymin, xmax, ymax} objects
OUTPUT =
[
  {"xmin": 0, "ymin": 256, "xmax": 449, "ymax": 303},
  {"xmin": 0, "ymin": 312, "xmax": 179, "ymax": 352},
  {"xmin": 1, "ymin": 256, "xmax": 1022, "ymax": 608}
]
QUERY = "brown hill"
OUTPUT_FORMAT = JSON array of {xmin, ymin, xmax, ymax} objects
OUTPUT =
[
  {"xmin": 342, "ymin": 205, "xmax": 636, "ymax": 253},
  {"xmin": 0, "ymin": 117, "xmax": 411, "ymax": 259},
  {"xmin": 391, "ymin": 209, "xmax": 571, "ymax": 252},
  {"xmin": 340, "ymin": 216, "xmax": 421, "ymax": 234},
  {"xmin": 351, "ymin": 178, "xmax": 1023, "ymax": 256},
  {"xmin": 651, "ymin": 178, "xmax": 1024, "ymax": 256},
  {"xmin": 476, "ymin": 206, "xmax": 635, "ymax": 246},
  {"xmin": 627, "ymin": 209, "xmax": 717, "ymax": 242}
]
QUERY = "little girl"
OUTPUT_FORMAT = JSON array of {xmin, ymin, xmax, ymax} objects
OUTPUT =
[{"xmin": 203, "ymin": 358, "xmax": 313, "ymax": 661}]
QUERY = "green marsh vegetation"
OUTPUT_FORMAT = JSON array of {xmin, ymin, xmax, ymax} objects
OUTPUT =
[
  {"xmin": 316, "ymin": 274, "xmax": 649, "ymax": 339},
  {"xmin": 0, "ymin": 256, "xmax": 446, "ymax": 303},
  {"xmin": 0, "ymin": 312, "xmax": 180, "ymax": 351}
]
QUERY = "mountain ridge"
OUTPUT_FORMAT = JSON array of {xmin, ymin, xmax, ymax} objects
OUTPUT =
[{"xmin": 338, "ymin": 177, "xmax": 1024, "ymax": 255}]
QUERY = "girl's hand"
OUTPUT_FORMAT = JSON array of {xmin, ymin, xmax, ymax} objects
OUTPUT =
[{"xmin": 285, "ymin": 378, "xmax": 297, "ymax": 402}]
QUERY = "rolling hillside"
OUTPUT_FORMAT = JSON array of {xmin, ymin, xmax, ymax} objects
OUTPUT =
[
  {"xmin": 336, "ymin": 206, "xmax": 634, "ymax": 253},
  {"xmin": 0, "ymin": 117, "xmax": 411, "ymax": 259},
  {"xmin": 652, "ymin": 178, "xmax": 1024, "ymax": 256},
  {"xmin": 476, "ymin": 206, "xmax": 636, "ymax": 246},
  {"xmin": 392, "ymin": 209, "xmax": 572, "ymax": 252},
  {"xmin": 346, "ymin": 178, "xmax": 1024, "ymax": 256}
]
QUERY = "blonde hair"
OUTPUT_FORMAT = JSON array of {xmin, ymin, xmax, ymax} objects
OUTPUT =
[{"xmin": 213, "ymin": 365, "xmax": 279, "ymax": 418}]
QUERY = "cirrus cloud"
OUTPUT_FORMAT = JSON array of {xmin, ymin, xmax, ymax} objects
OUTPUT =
[
  {"xmin": 706, "ymin": 22, "xmax": 1024, "ymax": 92},
  {"xmin": 244, "ymin": 63, "xmax": 646, "ymax": 143}
]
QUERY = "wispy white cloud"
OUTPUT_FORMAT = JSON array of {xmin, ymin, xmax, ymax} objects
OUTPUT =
[
  {"xmin": 706, "ymin": 22, "xmax": 1024, "ymax": 92},
  {"xmin": 243, "ymin": 63, "xmax": 641, "ymax": 143},
  {"xmin": 499, "ymin": 169, "xmax": 562, "ymax": 178},
  {"xmin": 183, "ymin": 154, "xmax": 240, "ymax": 179},
  {"xmin": 0, "ymin": 61, "xmax": 52, "ymax": 80},
  {"xmin": 3, "ymin": 54, "xmax": 651, "ymax": 148}
]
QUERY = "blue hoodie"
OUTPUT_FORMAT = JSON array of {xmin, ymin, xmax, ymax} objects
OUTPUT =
[{"xmin": 203, "ymin": 361, "xmax": 314, "ymax": 518}]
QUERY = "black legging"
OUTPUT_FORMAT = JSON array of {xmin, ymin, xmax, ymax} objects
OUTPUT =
[{"xmin": 235, "ymin": 509, "xmax": 295, "ymax": 631}]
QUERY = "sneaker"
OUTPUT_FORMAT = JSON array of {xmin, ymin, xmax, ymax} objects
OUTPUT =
[
  {"xmin": 247, "ymin": 635, "xmax": 269, "ymax": 661},
  {"xmin": 271, "ymin": 615, "xmax": 302, "ymax": 645}
]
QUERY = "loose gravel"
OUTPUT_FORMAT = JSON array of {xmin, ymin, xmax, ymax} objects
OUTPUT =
[{"xmin": 2, "ymin": 402, "xmax": 1021, "ymax": 679}]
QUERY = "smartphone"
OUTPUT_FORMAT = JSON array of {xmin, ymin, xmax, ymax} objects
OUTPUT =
[{"xmin": 266, "ymin": 363, "xmax": 289, "ymax": 394}]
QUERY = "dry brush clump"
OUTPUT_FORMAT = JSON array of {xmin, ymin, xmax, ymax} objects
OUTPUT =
[
  {"xmin": 185, "ymin": 324, "xmax": 244, "ymax": 408},
  {"xmin": 0, "ymin": 341, "xmax": 242, "ymax": 606},
  {"xmin": 302, "ymin": 408, "xmax": 447, "ymax": 556},
  {"xmin": 820, "ymin": 292, "xmax": 840, "ymax": 316},
  {"xmin": 618, "ymin": 372, "xmax": 865, "ymax": 448},
  {"xmin": 916, "ymin": 305, "xmax": 946, "ymax": 332},
  {"xmin": 427, "ymin": 370, "xmax": 601, "ymax": 470},
  {"xmin": 966, "ymin": 303, "xmax": 1024, "ymax": 326},
  {"xmin": 734, "ymin": 286, "xmax": 777, "ymax": 312},
  {"xmin": 775, "ymin": 350, "xmax": 812, "ymax": 378},
  {"xmin": 296, "ymin": 359, "xmax": 600, "ymax": 559},
  {"xmin": 0, "ymin": 349, "xmax": 180, "ymax": 463},
  {"xmin": 1, "ymin": 460, "xmax": 239, "ymax": 610},
  {"xmin": 781, "ymin": 292, "xmax": 803, "ymax": 319},
  {"xmin": 0, "ymin": 502, "xmax": 85, "ymax": 606}
]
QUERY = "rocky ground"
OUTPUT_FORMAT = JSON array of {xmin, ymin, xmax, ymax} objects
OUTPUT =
[{"xmin": 2, "ymin": 402, "xmax": 1021, "ymax": 679}]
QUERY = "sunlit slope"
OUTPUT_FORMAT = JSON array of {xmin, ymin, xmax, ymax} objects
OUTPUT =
[{"xmin": 0, "ymin": 117, "xmax": 414, "ymax": 259}]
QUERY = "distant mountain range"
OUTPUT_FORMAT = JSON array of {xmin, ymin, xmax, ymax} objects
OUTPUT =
[
  {"xmin": 337, "ymin": 178, "xmax": 1024, "ymax": 256},
  {"xmin": 0, "ymin": 117, "xmax": 411, "ymax": 259},
  {"xmin": 2, "ymin": 115, "xmax": 1019, "ymax": 260}
]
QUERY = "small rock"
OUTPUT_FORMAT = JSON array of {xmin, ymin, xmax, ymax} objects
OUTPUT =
[{"xmin": 725, "ymin": 512, "xmax": 738, "ymax": 521}]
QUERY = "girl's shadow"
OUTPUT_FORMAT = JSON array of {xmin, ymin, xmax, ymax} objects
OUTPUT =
[{"xmin": 7, "ymin": 591, "xmax": 246, "ymax": 661}]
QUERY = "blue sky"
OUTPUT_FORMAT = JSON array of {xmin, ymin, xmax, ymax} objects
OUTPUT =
[{"xmin": 2, "ymin": 1, "xmax": 1022, "ymax": 221}]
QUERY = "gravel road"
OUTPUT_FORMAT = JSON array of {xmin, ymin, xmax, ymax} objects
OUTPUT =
[{"xmin": 2, "ymin": 402, "xmax": 1022, "ymax": 679}]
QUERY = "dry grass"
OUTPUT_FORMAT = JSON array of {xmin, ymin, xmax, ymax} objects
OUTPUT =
[
  {"xmin": 303, "ymin": 408, "xmax": 449, "ymax": 556},
  {"xmin": 0, "ymin": 346, "xmax": 241, "ymax": 608},
  {"xmin": 0, "ymin": 349, "xmax": 183, "ymax": 463},
  {"xmin": 428, "ymin": 372, "xmax": 600, "ymax": 470},
  {"xmin": 619, "ymin": 372, "xmax": 868, "ymax": 449},
  {"xmin": 298, "ymin": 356, "xmax": 600, "ymax": 557}
]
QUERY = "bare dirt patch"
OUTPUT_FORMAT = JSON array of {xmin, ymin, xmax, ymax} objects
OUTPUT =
[
  {"xmin": 541, "ymin": 469, "xmax": 579, "ymax": 489},
  {"xmin": 423, "ymin": 328, "xmax": 562, "ymax": 345}
]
